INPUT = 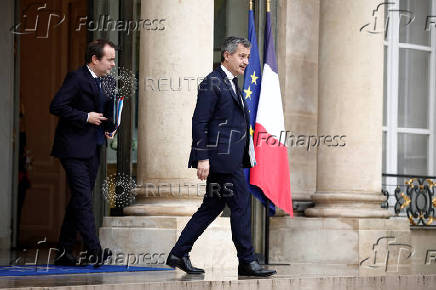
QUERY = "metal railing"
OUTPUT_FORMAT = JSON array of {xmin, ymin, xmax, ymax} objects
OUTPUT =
[{"xmin": 383, "ymin": 173, "xmax": 436, "ymax": 226}]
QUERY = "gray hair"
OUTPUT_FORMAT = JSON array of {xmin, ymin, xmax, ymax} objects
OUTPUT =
[{"xmin": 220, "ymin": 36, "xmax": 251, "ymax": 62}]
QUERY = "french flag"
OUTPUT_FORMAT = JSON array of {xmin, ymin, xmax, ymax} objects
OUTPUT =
[{"xmin": 250, "ymin": 10, "xmax": 293, "ymax": 217}]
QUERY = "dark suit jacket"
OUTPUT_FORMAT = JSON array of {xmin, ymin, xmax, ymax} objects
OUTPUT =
[
  {"xmin": 50, "ymin": 65, "xmax": 116, "ymax": 159},
  {"xmin": 188, "ymin": 66, "xmax": 252, "ymax": 173}
]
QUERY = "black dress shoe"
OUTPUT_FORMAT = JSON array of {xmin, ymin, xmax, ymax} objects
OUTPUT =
[
  {"xmin": 166, "ymin": 254, "xmax": 204, "ymax": 274},
  {"xmin": 54, "ymin": 251, "xmax": 78, "ymax": 266},
  {"xmin": 238, "ymin": 261, "xmax": 276, "ymax": 277},
  {"xmin": 88, "ymin": 248, "xmax": 113, "ymax": 268}
]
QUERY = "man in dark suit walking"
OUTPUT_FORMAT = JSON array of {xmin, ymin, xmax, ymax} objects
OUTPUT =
[
  {"xmin": 50, "ymin": 39, "xmax": 116, "ymax": 266},
  {"xmin": 166, "ymin": 37, "xmax": 276, "ymax": 277}
]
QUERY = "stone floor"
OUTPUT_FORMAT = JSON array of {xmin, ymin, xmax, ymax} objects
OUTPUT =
[
  {"xmin": 1, "ymin": 265, "xmax": 436, "ymax": 290},
  {"xmin": 0, "ymin": 257, "xmax": 340, "ymax": 288},
  {"xmin": 1, "ymin": 249, "xmax": 436, "ymax": 289}
]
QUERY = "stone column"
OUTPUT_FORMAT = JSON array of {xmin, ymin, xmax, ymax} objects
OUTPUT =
[
  {"xmin": 269, "ymin": 1, "xmax": 411, "ymax": 276},
  {"xmin": 123, "ymin": 0, "xmax": 214, "ymax": 216},
  {"xmin": 276, "ymin": 0, "xmax": 319, "ymax": 213},
  {"xmin": 304, "ymin": 0, "xmax": 390, "ymax": 218}
]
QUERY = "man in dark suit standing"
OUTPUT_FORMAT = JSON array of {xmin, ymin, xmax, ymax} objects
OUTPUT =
[
  {"xmin": 166, "ymin": 37, "xmax": 276, "ymax": 277},
  {"xmin": 50, "ymin": 39, "xmax": 116, "ymax": 266}
]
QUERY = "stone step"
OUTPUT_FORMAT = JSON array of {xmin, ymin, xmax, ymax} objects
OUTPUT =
[{"xmin": 5, "ymin": 273, "xmax": 436, "ymax": 290}]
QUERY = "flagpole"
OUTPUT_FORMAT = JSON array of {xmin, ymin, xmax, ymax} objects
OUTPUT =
[
  {"xmin": 265, "ymin": 199, "xmax": 270, "ymax": 265},
  {"xmin": 262, "ymin": 0, "xmax": 290, "ymax": 267},
  {"xmin": 262, "ymin": 0, "xmax": 272, "ymax": 267}
]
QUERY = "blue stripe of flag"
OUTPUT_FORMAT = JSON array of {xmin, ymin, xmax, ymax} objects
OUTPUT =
[{"xmin": 243, "ymin": 8, "xmax": 275, "ymax": 215}]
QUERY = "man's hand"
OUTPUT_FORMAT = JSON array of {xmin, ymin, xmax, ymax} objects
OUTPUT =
[
  {"xmin": 197, "ymin": 159, "xmax": 210, "ymax": 181},
  {"xmin": 105, "ymin": 130, "xmax": 117, "ymax": 139},
  {"xmin": 87, "ymin": 112, "xmax": 107, "ymax": 125}
]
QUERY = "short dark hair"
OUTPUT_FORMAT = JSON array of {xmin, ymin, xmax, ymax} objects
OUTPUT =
[
  {"xmin": 221, "ymin": 36, "xmax": 251, "ymax": 62},
  {"xmin": 85, "ymin": 39, "xmax": 116, "ymax": 64}
]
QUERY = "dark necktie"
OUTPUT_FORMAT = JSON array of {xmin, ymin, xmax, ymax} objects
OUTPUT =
[
  {"xmin": 95, "ymin": 78, "xmax": 105, "ymax": 113},
  {"xmin": 95, "ymin": 77, "xmax": 105, "ymax": 145},
  {"xmin": 232, "ymin": 77, "xmax": 244, "ymax": 108}
]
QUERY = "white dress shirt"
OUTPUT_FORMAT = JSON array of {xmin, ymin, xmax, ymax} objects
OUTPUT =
[
  {"xmin": 221, "ymin": 64, "xmax": 236, "ymax": 94},
  {"xmin": 86, "ymin": 65, "xmax": 99, "ymax": 122},
  {"xmin": 87, "ymin": 65, "xmax": 98, "ymax": 79},
  {"xmin": 221, "ymin": 64, "xmax": 244, "ymax": 108}
]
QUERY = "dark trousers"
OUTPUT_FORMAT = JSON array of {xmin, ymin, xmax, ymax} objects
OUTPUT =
[
  {"xmin": 57, "ymin": 147, "xmax": 101, "ymax": 253},
  {"xmin": 170, "ymin": 168, "xmax": 256, "ymax": 263}
]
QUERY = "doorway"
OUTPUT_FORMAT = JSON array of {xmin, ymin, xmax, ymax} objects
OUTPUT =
[{"xmin": 17, "ymin": 0, "xmax": 88, "ymax": 247}]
